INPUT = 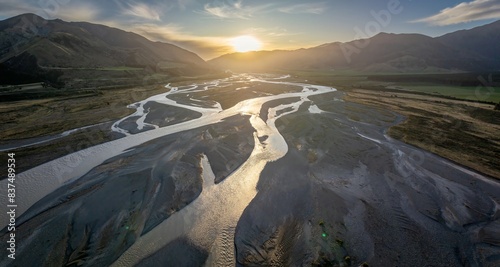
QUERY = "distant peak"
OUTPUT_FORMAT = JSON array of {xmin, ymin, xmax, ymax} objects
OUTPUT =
[
  {"xmin": 370, "ymin": 32, "xmax": 395, "ymax": 39},
  {"xmin": 374, "ymin": 32, "xmax": 422, "ymax": 37},
  {"xmin": 315, "ymin": 42, "xmax": 341, "ymax": 48},
  {"xmin": 3, "ymin": 13, "xmax": 47, "ymax": 24},
  {"xmin": 15, "ymin": 13, "xmax": 45, "ymax": 21},
  {"xmin": 371, "ymin": 32, "xmax": 432, "ymax": 41}
]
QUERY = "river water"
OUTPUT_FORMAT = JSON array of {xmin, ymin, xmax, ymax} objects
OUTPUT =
[
  {"xmin": 1, "ymin": 73, "xmax": 499, "ymax": 266},
  {"xmin": 0, "ymin": 74, "xmax": 336, "ymax": 265}
]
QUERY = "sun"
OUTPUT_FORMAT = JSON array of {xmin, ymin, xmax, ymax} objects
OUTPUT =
[{"xmin": 230, "ymin": 35, "xmax": 262, "ymax": 53}]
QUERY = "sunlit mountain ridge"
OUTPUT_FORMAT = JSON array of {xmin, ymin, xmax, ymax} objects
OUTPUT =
[
  {"xmin": 210, "ymin": 20, "xmax": 500, "ymax": 73},
  {"xmin": 1, "ymin": 13, "xmax": 499, "ymax": 88}
]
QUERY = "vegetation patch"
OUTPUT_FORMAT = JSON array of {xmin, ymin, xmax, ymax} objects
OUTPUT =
[{"xmin": 347, "ymin": 90, "xmax": 500, "ymax": 179}]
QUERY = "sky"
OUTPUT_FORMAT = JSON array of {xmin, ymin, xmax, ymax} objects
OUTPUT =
[{"xmin": 1, "ymin": 0, "xmax": 500, "ymax": 59}]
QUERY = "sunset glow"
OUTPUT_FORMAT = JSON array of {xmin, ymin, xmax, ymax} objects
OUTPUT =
[{"xmin": 230, "ymin": 36, "xmax": 262, "ymax": 53}]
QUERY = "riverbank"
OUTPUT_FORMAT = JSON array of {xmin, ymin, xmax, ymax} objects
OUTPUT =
[
  {"xmin": 344, "ymin": 89, "xmax": 500, "ymax": 179},
  {"xmin": 1, "ymin": 74, "xmax": 499, "ymax": 267},
  {"xmin": 0, "ymin": 77, "xmax": 226, "ymax": 175}
]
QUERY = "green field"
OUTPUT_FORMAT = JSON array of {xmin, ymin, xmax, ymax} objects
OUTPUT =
[
  {"xmin": 98, "ymin": 66, "xmax": 144, "ymax": 71},
  {"xmin": 43, "ymin": 66, "xmax": 144, "ymax": 71},
  {"xmin": 157, "ymin": 61, "xmax": 188, "ymax": 69},
  {"xmin": 394, "ymin": 84, "xmax": 500, "ymax": 103},
  {"xmin": 287, "ymin": 70, "xmax": 500, "ymax": 104}
]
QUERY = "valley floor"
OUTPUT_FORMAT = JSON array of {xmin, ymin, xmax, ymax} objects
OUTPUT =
[
  {"xmin": 0, "ymin": 73, "xmax": 499, "ymax": 266},
  {"xmin": 2, "ymin": 74, "xmax": 499, "ymax": 179},
  {"xmin": 345, "ymin": 89, "xmax": 500, "ymax": 179}
]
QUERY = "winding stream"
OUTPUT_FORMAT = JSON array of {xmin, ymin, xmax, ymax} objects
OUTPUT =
[
  {"xmin": 0, "ymin": 74, "xmax": 336, "ymax": 265},
  {"xmin": 2, "ymin": 73, "xmax": 499, "ymax": 266}
]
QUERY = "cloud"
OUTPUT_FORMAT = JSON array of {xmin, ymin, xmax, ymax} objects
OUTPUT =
[
  {"xmin": 122, "ymin": 2, "xmax": 161, "ymax": 21},
  {"xmin": 279, "ymin": 2, "xmax": 327, "ymax": 14},
  {"xmin": 123, "ymin": 23, "xmax": 233, "ymax": 59},
  {"xmin": 0, "ymin": 0, "xmax": 230, "ymax": 59},
  {"xmin": 56, "ymin": 4, "xmax": 101, "ymax": 22},
  {"xmin": 246, "ymin": 27, "xmax": 300, "ymax": 38},
  {"xmin": 411, "ymin": 0, "xmax": 500, "ymax": 25},
  {"xmin": 241, "ymin": 27, "xmax": 304, "ymax": 52},
  {"xmin": 126, "ymin": 23, "xmax": 186, "ymax": 41},
  {"xmin": 177, "ymin": 0, "xmax": 195, "ymax": 10},
  {"xmin": 201, "ymin": 0, "xmax": 273, "ymax": 19},
  {"xmin": 0, "ymin": 0, "xmax": 37, "ymax": 18}
]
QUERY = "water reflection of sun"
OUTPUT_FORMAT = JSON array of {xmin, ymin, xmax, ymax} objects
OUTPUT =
[{"xmin": 230, "ymin": 35, "xmax": 262, "ymax": 52}]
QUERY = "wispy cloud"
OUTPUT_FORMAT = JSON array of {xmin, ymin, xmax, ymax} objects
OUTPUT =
[
  {"xmin": 126, "ymin": 23, "xmax": 192, "ymax": 44},
  {"xmin": 247, "ymin": 27, "xmax": 300, "ymax": 38},
  {"xmin": 0, "ymin": 0, "xmax": 37, "ymax": 19},
  {"xmin": 411, "ymin": 0, "xmax": 500, "ymax": 25},
  {"xmin": 123, "ymin": 23, "xmax": 233, "ymax": 59},
  {"xmin": 243, "ymin": 27, "xmax": 304, "ymax": 51},
  {"xmin": 122, "ymin": 2, "xmax": 161, "ymax": 21},
  {"xmin": 279, "ymin": 2, "xmax": 327, "ymax": 14},
  {"xmin": 177, "ymin": 0, "xmax": 195, "ymax": 10},
  {"xmin": 201, "ymin": 0, "xmax": 273, "ymax": 19}
]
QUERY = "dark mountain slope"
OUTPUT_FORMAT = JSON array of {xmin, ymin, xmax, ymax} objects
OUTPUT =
[
  {"xmin": 0, "ymin": 13, "xmax": 206, "ymax": 68},
  {"xmin": 0, "ymin": 13, "xmax": 212, "ymax": 87},
  {"xmin": 210, "ymin": 20, "xmax": 500, "ymax": 73},
  {"xmin": 437, "ymin": 20, "xmax": 500, "ymax": 67}
]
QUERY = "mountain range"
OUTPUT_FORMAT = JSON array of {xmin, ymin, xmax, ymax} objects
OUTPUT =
[
  {"xmin": 209, "ymin": 20, "xmax": 500, "ymax": 73},
  {"xmin": 1, "ymin": 13, "xmax": 499, "ymax": 88},
  {"xmin": 0, "ymin": 13, "xmax": 210, "ymax": 87}
]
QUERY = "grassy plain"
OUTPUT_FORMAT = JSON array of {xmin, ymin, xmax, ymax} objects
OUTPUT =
[
  {"xmin": 1, "ymin": 70, "xmax": 499, "ymax": 179},
  {"xmin": 0, "ymin": 74, "xmax": 228, "ymax": 175},
  {"xmin": 0, "ymin": 84, "xmax": 161, "ymax": 175},
  {"xmin": 288, "ymin": 70, "xmax": 500, "ymax": 100},
  {"xmin": 290, "ymin": 70, "xmax": 500, "ymax": 179},
  {"xmin": 394, "ymin": 84, "xmax": 500, "ymax": 102}
]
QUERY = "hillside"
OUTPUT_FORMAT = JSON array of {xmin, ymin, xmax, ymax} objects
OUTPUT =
[
  {"xmin": 0, "ymin": 13, "xmax": 212, "ymax": 88},
  {"xmin": 209, "ymin": 20, "xmax": 500, "ymax": 73},
  {"xmin": 437, "ymin": 20, "xmax": 500, "ymax": 69}
]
